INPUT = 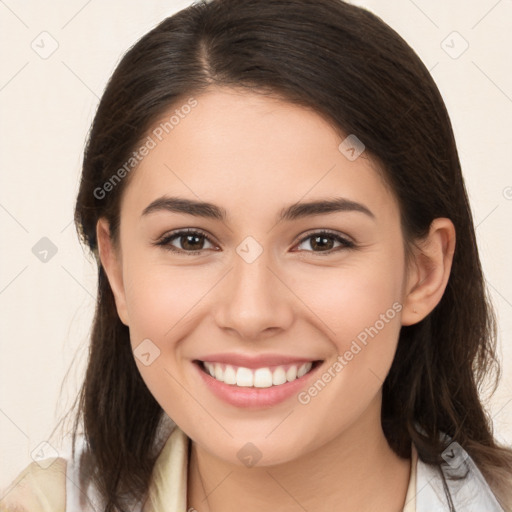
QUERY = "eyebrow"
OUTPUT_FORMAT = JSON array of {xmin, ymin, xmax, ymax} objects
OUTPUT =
[{"xmin": 141, "ymin": 196, "xmax": 375, "ymax": 222}]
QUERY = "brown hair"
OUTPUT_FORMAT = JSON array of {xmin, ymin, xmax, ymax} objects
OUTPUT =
[{"xmin": 67, "ymin": 0, "xmax": 512, "ymax": 509}]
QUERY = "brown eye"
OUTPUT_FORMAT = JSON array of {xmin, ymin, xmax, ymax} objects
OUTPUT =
[
  {"xmin": 154, "ymin": 229, "xmax": 216, "ymax": 254},
  {"xmin": 295, "ymin": 231, "xmax": 355, "ymax": 255},
  {"xmin": 153, "ymin": 229, "xmax": 355, "ymax": 256}
]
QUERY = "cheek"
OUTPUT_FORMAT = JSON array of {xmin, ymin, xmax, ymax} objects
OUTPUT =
[
  {"xmin": 121, "ymin": 261, "xmax": 209, "ymax": 421},
  {"xmin": 123, "ymin": 259, "xmax": 205, "ymax": 339},
  {"xmin": 290, "ymin": 253, "xmax": 404, "ymax": 345},
  {"xmin": 288, "ymin": 281, "xmax": 403, "ymax": 450},
  {"xmin": 289, "ymin": 251, "xmax": 405, "ymax": 402}
]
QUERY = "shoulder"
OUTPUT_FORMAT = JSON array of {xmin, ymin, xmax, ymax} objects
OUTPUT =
[
  {"xmin": 416, "ymin": 442, "xmax": 509, "ymax": 511},
  {"xmin": 0, "ymin": 457, "xmax": 67, "ymax": 512}
]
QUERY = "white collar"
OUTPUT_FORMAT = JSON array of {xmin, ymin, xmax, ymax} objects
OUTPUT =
[
  {"xmin": 66, "ymin": 417, "xmax": 506, "ymax": 511},
  {"xmin": 415, "ymin": 437, "xmax": 505, "ymax": 511}
]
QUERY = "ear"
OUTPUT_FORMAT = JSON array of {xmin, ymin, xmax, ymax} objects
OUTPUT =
[
  {"xmin": 96, "ymin": 217, "xmax": 130, "ymax": 326},
  {"xmin": 401, "ymin": 218, "xmax": 456, "ymax": 326}
]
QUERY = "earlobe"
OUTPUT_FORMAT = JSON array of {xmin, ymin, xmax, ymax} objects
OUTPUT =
[
  {"xmin": 96, "ymin": 218, "xmax": 130, "ymax": 326},
  {"xmin": 401, "ymin": 218, "xmax": 456, "ymax": 326}
]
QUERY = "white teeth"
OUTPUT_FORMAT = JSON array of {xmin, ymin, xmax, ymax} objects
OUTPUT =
[
  {"xmin": 297, "ymin": 363, "xmax": 310, "ymax": 378},
  {"xmin": 272, "ymin": 366, "xmax": 287, "ymax": 385},
  {"xmin": 253, "ymin": 368, "xmax": 273, "ymax": 388},
  {"xmin": 286, "ymin": 365, "xmax": 297, "ymax": 382},
  {"xmin": 201, "ymin": 361, "xmax": 314, "ymax": 387},
  {"xmin": 236, "ymin": 367, "xmax": 254, "ymax": 387},
  {"xmin": 214, "ymin": 363, "xmax": 223, "ymax": 381},
  {"xmin": 223, "ymin": 364, "xmax": 237, "ymax": 385}
]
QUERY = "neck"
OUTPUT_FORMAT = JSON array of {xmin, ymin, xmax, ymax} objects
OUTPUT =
[{"xmin": 187, "ymin": 395, "xmax": 411, "ymax": 512}]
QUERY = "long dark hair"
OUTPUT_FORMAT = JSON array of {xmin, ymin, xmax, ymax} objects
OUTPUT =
[{"xmin": 68, "ymin": 0, "xmax": 512, "ymax": 509}]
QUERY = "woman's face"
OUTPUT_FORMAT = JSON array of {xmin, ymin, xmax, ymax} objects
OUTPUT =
[{"xmin": 99, "ymin": 86, "xmax": 417, "ymax": 466}]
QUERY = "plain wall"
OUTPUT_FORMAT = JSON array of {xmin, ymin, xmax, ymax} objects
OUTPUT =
[{"xmin": 1, "ymin": 0, "xmax": 511, "ymax": 492}]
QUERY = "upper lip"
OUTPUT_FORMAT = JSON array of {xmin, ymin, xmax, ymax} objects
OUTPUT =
[{"xmin": 196, "ymin": 353, "xmax": 322, "ymax": 369}]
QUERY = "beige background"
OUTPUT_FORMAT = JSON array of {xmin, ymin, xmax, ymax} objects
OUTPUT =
[{"xmin": 1, "ymin": 0, "xmax": 511, "ymax": 492}]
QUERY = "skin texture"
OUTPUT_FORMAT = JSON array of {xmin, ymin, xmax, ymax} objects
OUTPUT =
[{"xmin": 97, "ymin": 86, "xmax": 456, "ymax": 511}]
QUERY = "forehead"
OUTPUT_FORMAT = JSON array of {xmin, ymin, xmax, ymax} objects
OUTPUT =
[{"xmin": 119, "ymin": 87, "xmax": 399, "ymax": 225}]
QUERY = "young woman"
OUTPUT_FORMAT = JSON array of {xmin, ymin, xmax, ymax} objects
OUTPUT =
[{"xmin": 2, "ymin": 0, "xmax": 511, "ymax": 510}]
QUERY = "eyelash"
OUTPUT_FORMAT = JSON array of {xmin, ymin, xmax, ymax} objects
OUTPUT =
[{"xmin": 153, "ymin": 228, "xmax": 355, "ymax": 256}]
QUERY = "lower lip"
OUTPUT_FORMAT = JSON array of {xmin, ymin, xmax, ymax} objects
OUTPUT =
[{"xmin": 193, "ymin": 360, "xmax": 323, "ymax": 408}]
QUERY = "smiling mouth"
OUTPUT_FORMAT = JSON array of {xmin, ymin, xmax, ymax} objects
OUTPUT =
[{"xmin": 194, "ymin": 359, "xmax": 323, "ymax": 388}]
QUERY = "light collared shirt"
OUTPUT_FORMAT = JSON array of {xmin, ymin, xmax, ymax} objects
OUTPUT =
[{"xmin": 1, "ymin": 422, "xmax": 506, "ymax": 511}]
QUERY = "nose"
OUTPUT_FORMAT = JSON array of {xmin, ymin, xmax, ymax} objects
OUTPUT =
[{"xmin": 213, "ymin": 248, "xmax": 294, "ymax": 341}]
